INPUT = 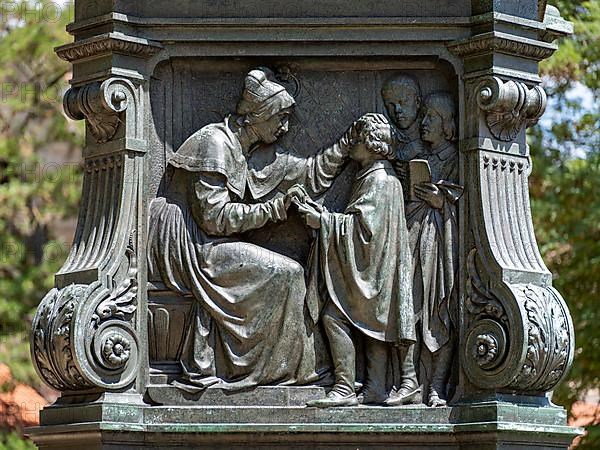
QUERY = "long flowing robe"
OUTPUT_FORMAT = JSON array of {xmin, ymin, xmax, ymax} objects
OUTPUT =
[
  {"xmin": 406, "ymin": 142, "xmax": 463, "ymax": 354},
  {"xmin": 147, "ymin": 116, "xmax": 349, "ymax": 391},
  {"xmin": 307, "ymin": 160, "xmax": 416, "ymax": 345}
]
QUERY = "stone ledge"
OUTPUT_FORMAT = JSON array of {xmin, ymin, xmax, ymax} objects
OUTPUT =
[
  {"xmin": 27, "ymin": 419, "xmax": 581, "ymax": 450},
  {"xmin": 146, "ymin": 385, "xmax": 329, "ymax": 407},
  {"xmin": 28, "ymin": 397, "xmax": 582, "ymax": 449}
]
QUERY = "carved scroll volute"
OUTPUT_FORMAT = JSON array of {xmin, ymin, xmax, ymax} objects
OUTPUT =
[
  {"xmin": 460, "ymin": 75, "xmax": 575, "ymax": 397},
  {"xmin": 31, "ymin": 77, "xmax": 144, "ymax": 392},
  {"xmin": 63, "ymin": 78, "xmax": 138, "ymax": 144},
  {"xmin": 463, "ymin": 250, "xmax": 575, "ymax": 393},
  {"xmin": 476, "ymin": 76, "xmax": 547, "ymax": 142}
]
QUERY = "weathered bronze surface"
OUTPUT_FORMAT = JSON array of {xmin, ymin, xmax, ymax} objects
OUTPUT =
[{"xmin": 28, "ymin": 1, "xmax": 581, "ymax": 448}]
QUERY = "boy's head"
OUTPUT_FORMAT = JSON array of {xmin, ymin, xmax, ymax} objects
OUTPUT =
[
  {"xmin": 421, "ymin": 91, "xmax": 457, "ymax": 145},
  {"xmin": 381, "ymin": 74, "xmax": 422, "ymax": 130},
  {"xmin": 349, "ymin": 113, "xmax": 396, "ymax": 164}
]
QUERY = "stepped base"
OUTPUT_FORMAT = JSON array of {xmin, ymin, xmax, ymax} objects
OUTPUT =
[{"xmin": 26, "ymin": 388, "xmax": 581, "ymax": 449}]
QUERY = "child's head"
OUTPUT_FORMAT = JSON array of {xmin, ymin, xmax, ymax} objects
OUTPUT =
[
  {"xmin": 350, "ymin": 113, "xmax": 396, "ymax": 163},
  {"xmin": 421, "ymin": 91, "xmax": 457, "ymax": 145},
  {"xmin": 381, "ymin": 74, "xmax": 422, "ymax": 130}
]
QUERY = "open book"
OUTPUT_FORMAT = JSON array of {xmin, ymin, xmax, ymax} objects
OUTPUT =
[{"xmin": 409, "ymin": 159, "xmax": 432, "ymax": 201}]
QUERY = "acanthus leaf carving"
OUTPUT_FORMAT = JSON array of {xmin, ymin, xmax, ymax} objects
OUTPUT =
[
  {"xmin": 463, "ymin": 249, "xmax": 574, "ymax": 393},
  {"xmin": 466, "ymin": 249, "xmax": 508, "ymax": 325},
  {"xmin": 31, "ymin": 285, "xmax": 90, "ymax": 391},
  {"xmin": 31, "ymin": 231, "xmax": 140, "ymax": 391},
  {"xmin": 93, "ymin": 232, "xmax": 138, "ymax": 326},
  {"xmin": 511, "ymin": 284, "xmax": 574, "ymax": 392}
]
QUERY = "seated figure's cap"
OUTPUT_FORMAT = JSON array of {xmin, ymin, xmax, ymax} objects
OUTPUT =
[{"xmin": 237, "ymin": 68, "xmax": 295, "ymax": 121}]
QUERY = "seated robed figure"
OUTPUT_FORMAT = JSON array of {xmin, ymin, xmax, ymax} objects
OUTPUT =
[{"xmin": 147, "ymin": 68, "xmax": 355, "ymax": 392}]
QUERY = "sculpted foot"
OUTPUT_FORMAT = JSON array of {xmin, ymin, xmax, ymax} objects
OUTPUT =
[
  {"xmin": 307, "ymin": 387, "xmax": 358, "ymax": 408},
  {"xmin": 385, "ymin": 384, "xmax": 422, "ymax": 406},
  {"xmin": 428, "ymin": 387, "xmax": 447, "ymax": 408}
]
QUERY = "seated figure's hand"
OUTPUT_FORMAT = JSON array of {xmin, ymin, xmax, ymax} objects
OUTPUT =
[
  {"xmin": 284, "ymin": 184, "xmax": 310, "ymax": 209},
  {"xmin": 296, "ymin": 201, "xmax": 322, "ymax": 229},
  {"xmin": 414, "ymin": 182, "xmax": 444, "ymax": 209}
]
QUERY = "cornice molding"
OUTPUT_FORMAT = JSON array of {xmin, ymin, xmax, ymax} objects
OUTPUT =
[
  {"xmin": 56, "ymin": 33, "xmax": 162, "ymax": 62},
  {"xmin": 448, "ymin": 31, "xmax": 557, "ymax": 60}
]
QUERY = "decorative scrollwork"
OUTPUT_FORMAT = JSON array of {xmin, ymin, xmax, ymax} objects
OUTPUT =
[
  {"xmin": 464, "ymin": 249, "xmax": 574, "ymax": 393},
  {"xmin": 31, "ymin": 285, "xmax": 89, "ymax": 391},
  {"xmin": 32, "ymin": 71, "xmax": 143, "ymax": 394},
  {"xmin": 63, "ymin": 78, "xmax": 136, "ymax": 143},
  {"xmin": 476, "ymin": 76, "xmax": 546, "ymax": 141},
  {"xmin": 463, "ymin": 249, "xmax": 519, "ymax": 388},
  {"xmin": 510, "ymin": 284, "xmax": 574, "ymax": 392},
  {"xmin": 75, "ymin": 230, "xmax": 140, "ymax": 389},
  {"xmin": 31, "ymin": 230, "xmax": 140, "ymax": 391}
]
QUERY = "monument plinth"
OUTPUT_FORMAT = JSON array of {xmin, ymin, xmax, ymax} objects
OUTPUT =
[{"xmin": 28, "ymin": 1, "xmax": 581, "ymax": 448}]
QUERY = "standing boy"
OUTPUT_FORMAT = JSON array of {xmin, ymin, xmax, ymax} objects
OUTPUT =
[{"xmin": 296, "ymin": 113, "xmax": 416, "ymax": 407}]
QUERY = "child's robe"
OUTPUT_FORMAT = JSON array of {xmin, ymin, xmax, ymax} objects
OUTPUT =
[{"xmin": 307, "ymin": 159, "xmax": 416, "ymax": 345}]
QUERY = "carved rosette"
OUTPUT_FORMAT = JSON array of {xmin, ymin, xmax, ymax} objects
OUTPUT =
[
  {"xmin": 476, "ymin": 76, "xmax": 546, "ymax": 141},
  {"xmin": 31, "ymin": 77, "xmax": 144, "ymax": 392}
]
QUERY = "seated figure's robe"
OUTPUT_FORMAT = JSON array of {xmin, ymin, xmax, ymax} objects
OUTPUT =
[
  {"xmin": 307, "ymin": 159, "xmax": 416, "ymax": 345},
  {"xmin": 147, "ymin": 116, "xmax": 348, "ymax": 391}
]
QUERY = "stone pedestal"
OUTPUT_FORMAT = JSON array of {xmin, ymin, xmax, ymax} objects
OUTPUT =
[
  {"xmin": 29, "ymin": 389, "xmax": 576, "ymax": 449},
  {"xmin": 28, "ymin": 0, "xmax": 581, "ymax": 448}
]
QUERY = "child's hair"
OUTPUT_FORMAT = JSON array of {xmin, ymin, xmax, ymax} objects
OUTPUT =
[{"xmin": 352, "ymin": 113, "xmax": 396, "ymax": 160}]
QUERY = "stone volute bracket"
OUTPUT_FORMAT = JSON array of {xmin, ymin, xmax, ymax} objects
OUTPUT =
[
  {"xmin": 463, "ymin": 249, "xmax": 575, "ymax": 394},
  {"xmin": 31, "ymin": 77, "xmax": 144, "ymax": 392},
  {"xmin": 476, "ymin": 76, "xmax": 547, "ymax": 141},
  {"xmin": 461, "ymin": 73, "xmax": 575, "ymax": 396},
  {"xmin": 63, "ymin": 79, "xmax": 134, "ymax": 144}
]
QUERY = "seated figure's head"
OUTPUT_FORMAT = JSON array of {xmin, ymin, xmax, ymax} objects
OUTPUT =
[
  {"xmin": 381, "ymin": 74, "xmax": 422, "ymax": 130},
  {"xmin": 421, "ymin": 91, "xmax": 457, "ymax": 147},
  {"xmin": 236, "ymin": 68, "xmax": 296, "ymax": 144},
  {"xmin": 349, "ymin": 113, "xmax": 396, "ymax": 164}
]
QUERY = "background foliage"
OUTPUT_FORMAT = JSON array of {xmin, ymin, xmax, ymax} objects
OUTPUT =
[
  {"xmin": 0, "ymin": 1, "xmax": 82, "ymax": 448},
  {"xmin": 0, "ymin": 0, "xmax": 598, "ymax": 448}
]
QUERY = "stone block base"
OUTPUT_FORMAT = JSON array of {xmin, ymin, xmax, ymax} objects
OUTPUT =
[{"xmin": 27, "ymin": 388, "xmax": 581, "ymax": 449}]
